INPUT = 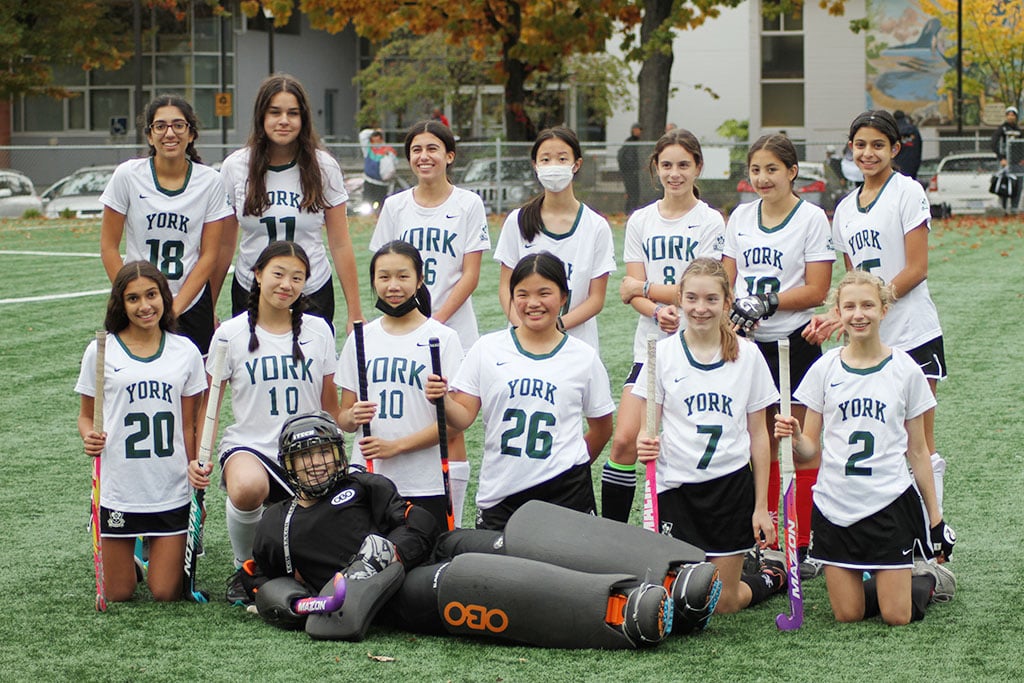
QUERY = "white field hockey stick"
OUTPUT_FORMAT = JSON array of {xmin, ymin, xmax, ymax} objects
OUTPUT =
[
  {"xmin": 184, "ymin": 339, "xmax": 228, "ymax": 603},
  {"xmin": 642, "ymin": 334, "xmax": 660, "ymax": 533},
  {"xmin": 353, "ymin": 321, "xmax": 374, "ymax": 473},
  {"xmin": 91, "ymin": 330, "xmax": 107, "ymax": 612},
  {"xmin": 775, "ymin": 338, "xmax": 803, "ymax": 630},
  {"xmin": 428, "ymin": 338, "xmax": 455, "ymax": 531}
]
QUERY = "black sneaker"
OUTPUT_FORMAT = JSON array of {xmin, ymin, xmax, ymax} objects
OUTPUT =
[
  {"xmin": 671, "ymin": 562, "xmax": 722, "ymax": 635},
  {"xmin": 226, "ymin": 568, "xmax": 254, "ymax": 607},
  {"xmin": 797, "ymin": 546, "xmax": 824, "ymax": 580}
]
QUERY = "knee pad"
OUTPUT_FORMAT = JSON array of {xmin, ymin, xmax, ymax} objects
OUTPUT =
[
  {"xmin": 305, "ymin": 562, "xmax": 405, "ymax": 641},
  {"xmin": 504, "ymin": 500, "xmax": 705, "ymax": 580},
  {"xmin": 433, "ymin": 528, "xmax": 505, "ymax": 561},
  {"xmin": 255, "ymin": 577, "xmax": 311, "ymax": 630},
  {"xmin": 437, "ymin": 553, "xmax": 671, "ymax": 649}
]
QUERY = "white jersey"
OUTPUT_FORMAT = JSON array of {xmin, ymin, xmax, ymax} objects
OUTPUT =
[
  {"xmin": 220, "ymin": 148, "xmax": 349, "ymax": 292},
  {"xmin": 724, "ymin": 199, "xmax": 835, "ymax": 342},
  {"xmin": 371, "ymin": 187, "xmax": 491, "ymax": 351},
  {"xmin": 494, "ymin": 204, "xmax": 617, "ymax": 353},
  {"xmin": 832, "ymin": 172, "xmax": 941, "ymax": 350},
  {"xmin": 632, "ymin": 335, "xmax": 778, "ymax": 489},
  {"xmin": 100, "ymin": 158, "xmax": 233, "ymax": 312},
  {"xmin": 211, "ymin": 313, "xmax": 336, "ymax": 460},
  {"xmin": 451, "ymin": 329, "xmax": 615, "ymax": 510},
  {"xmin": 336, "ymin": 318, "xmax": 463, "ymax": 497},
  {"xmin": 795, "ymin": 347, "xmax": 936, "ymax": 526},
  {"xmin": 75, "ymin": 332, "xmax": 206, "ymax": 512},
  {"xmin": 623, "ymin": 200, "xmax": 725, "ymax": 361}
]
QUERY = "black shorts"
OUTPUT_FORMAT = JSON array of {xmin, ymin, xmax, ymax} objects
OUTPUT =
[
  {"xmin": 476, "ymin": 463, "xmax": 596, "ymax": 531},
  {"xmin": 808, "ymin": 486, "xmax": 929, "ymax": 570},
  {"xmin": 405, "ymin": 494, "xmax": 451, "ymax": 533},
  {"xmin": 906, "ymin": 336, "xmax": 947, "ymax": 380},
  {"xmin": 219, "ymin": 447, "xmax": 294, "ymax": 504},
  {"xmin": 175, "ymin": 284, "xmax": 214, "ymax": 356},
  {"xmin": 622, "ymin": 362, "xmax": 644, "ymax": 388},
  {"xmin": 657, "ymin": 466, "xmax": 754, "ymax": 556},
  {"xmin": 100, "ymin": 503, "xmax": 189, "ymax": 537},
  {"xmin": 755, "ymin": 323, "xmax": 821, "ymax": 403},
  {"xmin": 231, "ymin": 275, "xmax": 335, "ymax": 332}
]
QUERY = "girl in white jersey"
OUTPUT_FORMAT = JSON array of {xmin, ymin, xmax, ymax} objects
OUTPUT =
[
  {"xmin": 635, "ymin": 258, "xmax": 785, "ymax": 614},
  {"xmin": 426, "ymin": 252, "xmax": 615, "ymax": 531},
  {"xmin": 723, "ymin": 134, "xmax": 834, "ymax": 571},
  {"xmin": 370, "ymin": 121, "xmax": 488, "ymax": 504},
  {"xmin": 77, "ymin": 261, "xmax": 206, "ymax": 602},
  {"xmin": 194, "ymin": 242, "xmax": 338, "ymax": 605},
  {"xmin": 494, "ymin": 126, "xmax": 616, "ymax": 353},
  {"xmin": 100, "ymin": 95, "xmax": 232, "ymax": 355},
  {"xmin": 776, "ymin": 271, "xmax": 956, "ymax": 624},
  {"xmin": 806, "ymin": 110, "xmax": 948, "ymax": 514},
  {"xmin": 337, "ymin": 240, "xmax": 464, "ymax": 530},
  {"xmin": 214, "ymin": 74, "xmax": 363, "ymax": 331},
  {"xmin": 602, "ymin": 129, "xmax": 725, "ymax": 524}
]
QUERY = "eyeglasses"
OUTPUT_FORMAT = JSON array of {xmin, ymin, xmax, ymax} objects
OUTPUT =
[{"xmin": 148, "ymin": 120, "xmax": 191, "ymax": 135}]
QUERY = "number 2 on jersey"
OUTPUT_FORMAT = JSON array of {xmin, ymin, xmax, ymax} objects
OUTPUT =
[{"xmin": 499, "ymin": 409, "xmax": 555, "ymax": 459}]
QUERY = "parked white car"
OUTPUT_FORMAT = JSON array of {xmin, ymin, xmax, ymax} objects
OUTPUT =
[
  {"xmin": 41, "ymin": 165, "xmax": 116, "ymax": 219},
  {"xmin": 0, "ymin": 170, "xmax": 44, "ymax": 218},
  {"xmin": 926, "ymin": 152, "xmax": 1003, "ymax": 215}
]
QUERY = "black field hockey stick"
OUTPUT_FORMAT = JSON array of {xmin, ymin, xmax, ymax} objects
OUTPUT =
[
  {"xmin": 353, "ymin": 321, "xmax": 374, "ymax": 472},
  {"xmin": 184, "ymin": 339, "xmax": 228, "ymax": 603},
  {"xmin": 428, "ymin": 337, "xmax": 455, "ymax": 531},
  {"xmin": 775, "ymin": 337, "xmax": 803, "ymax": 631},
  {"xmin": 91, "ymin": 330, "xmax": 107, "ymax": 612}
]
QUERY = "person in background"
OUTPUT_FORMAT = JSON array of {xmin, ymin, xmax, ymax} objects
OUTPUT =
[
  {"xmin": 618, "ymin": 123, "xmax": 644, "ymax": 213},
  {"xmin": 991, "ymin": 105, "xmax": 1022, "ymax": 213},
  {"xmin": 893, "ymin": 110, "xmax": 922, "ymax": 180},
  {"xmin": 360, "ymin": 129, "xmax": 397, "ymax": 213},
  {"xmin": 431, "ymin": 107, "xmax": 450, "ymax": 128}
]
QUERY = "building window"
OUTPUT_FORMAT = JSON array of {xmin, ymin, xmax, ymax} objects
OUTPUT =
[
  {"xmin": 12, "ymin": 2, "xmax": 233, "ymax": 134},
  {"xmin": 760, "ymin": 6, "xmax": 804, "ymax": 128}
]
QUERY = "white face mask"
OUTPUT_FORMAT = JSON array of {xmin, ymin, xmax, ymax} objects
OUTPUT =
[{"xmin": 536, "ymin": 164, "xmax": 575, "ymax": 193}]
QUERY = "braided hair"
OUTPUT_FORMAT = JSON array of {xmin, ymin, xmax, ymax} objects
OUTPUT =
[{"xmin": 246, "ymin": 241, "xmax": 311, "ymax": 361}]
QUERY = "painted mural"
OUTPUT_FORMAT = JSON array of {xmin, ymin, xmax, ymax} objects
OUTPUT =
[{"xmin": 866, "ymin": 0, "xmax": 954, "ymax": 124}]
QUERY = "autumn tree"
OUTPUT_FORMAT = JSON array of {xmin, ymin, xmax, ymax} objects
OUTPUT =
[
  {"xmin": 922, "ymin": 0, "xmax": 1024, "ymax": 115},
  {"xmin": 246, "ymin": 0, "xmax": 624, "ymax": 140}
]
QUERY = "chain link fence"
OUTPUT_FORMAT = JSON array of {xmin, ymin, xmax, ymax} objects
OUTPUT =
[{"xmin": 3, "ymin": 133, "xmax": 1019, "ymax": 219}]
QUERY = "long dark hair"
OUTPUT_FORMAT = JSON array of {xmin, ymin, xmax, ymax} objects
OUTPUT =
[
  {"xmin": 246, "ymin": 241, "xmax": 311, "ymax": 360},
  {"xmin": 105, "ymin": 261, "xmax": 177, "ymax": 333},
  {"xmin": 243, "ymin": 74, "xmax": 328, "ymax": 217},
  {"xmin": 848, "ymin": 110, "xmax": 900, "ymax": 144},
  {"xmin": 648, "ymin": 128, "xmax": 702, "ymax": 199},
  {"xmin": 517, "ymin": 126, "xmax": 582, "ymax": 242},
  {"xmin": 142, "ymin": 94, "xmax": 202, "ymax": 164},
  {"xmin": 369, "ymin": 240, "xmax": 432, "ymax": 317},
  {"xmin": 508, "ymin": 251, "xmax": 570, "ymax": 300}
]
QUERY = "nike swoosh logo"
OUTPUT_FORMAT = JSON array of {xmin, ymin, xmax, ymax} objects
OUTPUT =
[
  {"xmin": 416, "ymin": 342, "xmax": 430, "ymax": 347},
  {"xmin": 496, "ymin": 361, "xmax": 510, "ymax": 366},
  {"xmin": 829, "ymin": 381, "xmax": 843, "ymax": 387},
  {"xmin": 901, "ymin": 548, "xmax": 913, "ymax": 556},
  {"xmin": 686, "ymin": 225, "xmax": 700, "ymax": 230},
  {"xmin": 446, "ymin": 214, "xmax": 458, "ymax": 219},
  {"xmin": 524, "ymin": 242, "xmax": 536, "ymax": 248},
  {"xmin": 673, "ymin": 377, "xmax": 687, "ymax": 383},
  {"xmin": 113, "ymin": 367, "xmax": 125, "ymax": 373},
  {"xmin": 299, "ymin": 340, "xmax": 312, "ymax": 345},
  {"xmin": 139, "ymin": 194, "xmax": 148, "ymax": 199}
]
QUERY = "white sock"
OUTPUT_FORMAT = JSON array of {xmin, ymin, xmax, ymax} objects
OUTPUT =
[
  {"xmin": 449, "ymin": 461, "xmax": 471, "ymax": 529},
  {"xmin": 225, "ymin": 498, "xmax": 263, "ymax": 567},
  {"xmin": 930, "ymin": 452, "xmax": 946, "ymax": 516}
]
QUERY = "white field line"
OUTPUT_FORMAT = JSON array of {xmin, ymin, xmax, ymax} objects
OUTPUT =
[
  {"xmin": 0, "ymin": 289, "xmax": 109, "ymax": 305},
  {"xmin": 0, "ymin": 250, "xmax": 102, "ymax": 257}
]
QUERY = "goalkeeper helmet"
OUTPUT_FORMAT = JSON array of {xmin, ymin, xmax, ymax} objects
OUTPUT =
[{"xmin": 278, "ymin": 411, "xmax": 347, "ymax": 498}]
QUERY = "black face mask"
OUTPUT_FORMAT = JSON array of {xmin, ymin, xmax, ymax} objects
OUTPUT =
[{"xmin": 375, "ymin": 296, "xmax": 419, "ymax": 318}]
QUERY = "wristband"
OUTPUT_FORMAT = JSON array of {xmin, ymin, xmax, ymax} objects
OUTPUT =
[
  {"xmin": 653, "ymin": 304, "xmax": 665, "ymax": 323},
  {"xmin": 642, "ymin": 281, "xmax": 652, "ymax": 298}
]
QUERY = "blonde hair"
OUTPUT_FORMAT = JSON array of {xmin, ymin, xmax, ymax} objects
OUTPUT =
[
  {"xmin": 679, "ymin": 258, "xmax": 739, "ymax": 362},
  {"xmin": 826, "ymin": 270, "xmax": 895, "ymax": 311}
]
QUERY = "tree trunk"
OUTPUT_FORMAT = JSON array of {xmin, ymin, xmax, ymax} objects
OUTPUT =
[
  {"xmin": 504, "ymin": 55, "xmax": 535, "ymax": 141},
  {"xmin": 637, "ymin": 0, "xmax": 674, "ymax": 141},
  {"xmin": 0, "ymin": 99, "xmax": 11, "ymax": 168}
]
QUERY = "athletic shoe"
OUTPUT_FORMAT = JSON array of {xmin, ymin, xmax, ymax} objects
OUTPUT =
[
  {"xmin": 670, "ymin": 562, "xmax": 722, "ymax": 635},
  {"xmin": 760, "ymin": 548, "xmax": 786, "ymax": 574},
  {"xmin": 621, "ymin": 582, "xmax": 672, "ymax": 647},
  {"xmin": 797, "ymin": 547, "xmax": 824, "ymax": 580},
  {"xmin": 913, "ymin": 560, "xmax": 956, "ymax": 604},
  {"xmin": 226, "ymin": 568, "xmax": 254, "ymax": 607},
  {"xmin": 742, "ymin": 546, "xmax": 761, "ymax": 575}
]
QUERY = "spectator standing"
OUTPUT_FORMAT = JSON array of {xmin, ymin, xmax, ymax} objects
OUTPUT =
[
  {"xmin": 893, "ymin": 110, "xmax": 922, "ymax": 179},
  {"xmin": 361, "ymin": 130, "xmax": 397, "ymax": 213},
  {"xmin": 991, "ymin": 105, "xmax": 1022, "ymax": 213},
  {"xmin": 618, "ymin": 123, "xmax": 643, "ymax": 213}
]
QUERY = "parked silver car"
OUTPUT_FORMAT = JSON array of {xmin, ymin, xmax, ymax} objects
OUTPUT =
[
  {"xmin": 458, "ymin": 157, "xmax": 538, "ymax": 213},
  {"xmin": 41, "ymin": 165, "xmax": 116, "ymax": 219},
  {"xmin": 0, "ymin": 170, "xmax": 44, "ymax": 218},
  {"xmin": 926, "ymin": 152, "xmax": 1003, "ymax": 215}
]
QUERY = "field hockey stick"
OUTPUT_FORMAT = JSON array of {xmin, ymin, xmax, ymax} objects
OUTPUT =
[
  {"xmin": 775, "ymin": 337, "xmax": 803, "ymax": 631},
  {"xmin": 642, "ymin": 334, "xmax": 660, "ymax": 534},
  {"xmin": 184, "ymin": 339, "xmax": 228, "ymax": 603},
  {"xmin": 353, "ymin": 321, "xmax": 373, "ymax": 473},
  {"xmin": 91, "ymin": 330, "xmax": 107, "ymax": 612},
  {"xmin": 428, "ymin": 337, "xmax": 455, "ymax": 531},
  {"xmin": 292, "ymin": 572, "xmax": 347, "ymax": 615}
]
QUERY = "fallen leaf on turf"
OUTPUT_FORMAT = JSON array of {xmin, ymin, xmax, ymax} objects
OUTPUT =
[{"xmin": 367, "ymin": 652, "xmax": 395, "ymax": 662}]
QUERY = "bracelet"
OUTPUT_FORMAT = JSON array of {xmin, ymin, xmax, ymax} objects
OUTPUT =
[
  {"xmin": 653, "ymin": 304, "xmax": 665, "ymax": 323},
  {"xmin": 642, "ymin": 281, "xmax": 652, "ymax": 298}
]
